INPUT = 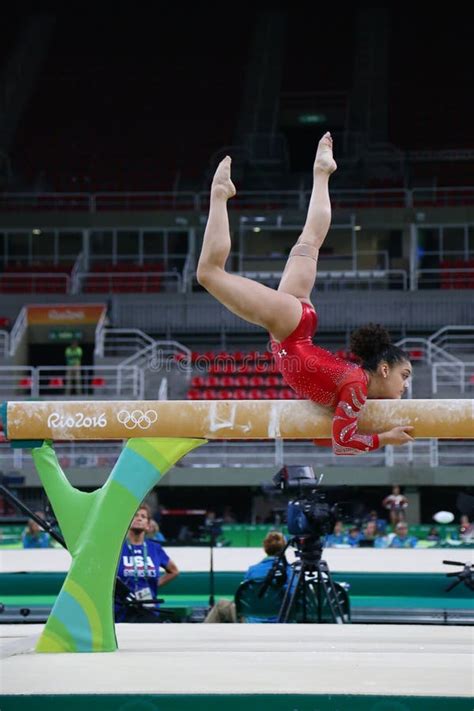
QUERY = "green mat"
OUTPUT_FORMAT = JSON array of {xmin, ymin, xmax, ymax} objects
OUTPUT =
[{"xmin": 0, "ymin": 694, "xmax": 471, "ymax": 711}]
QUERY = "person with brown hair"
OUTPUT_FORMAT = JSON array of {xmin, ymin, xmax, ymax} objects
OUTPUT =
[
  {"xmin": 204, "ymin": 530, "xmax": 288, "ymax": 623},
  {"xmin": 115, "ymin": 503, "xmax": 179, "ymax": 622},
  {"xmin": 197, "ymin": 133, "xmax": 413, "ymax": 455}
]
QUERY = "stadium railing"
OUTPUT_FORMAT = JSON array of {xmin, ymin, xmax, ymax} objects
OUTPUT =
[
  {"xmin": 0, "ymin": 186, "xmax": 473, "ymax": 212},
  {"xmin": 0, "ymin": 365, "xmax": 144, "ymax": 400}
]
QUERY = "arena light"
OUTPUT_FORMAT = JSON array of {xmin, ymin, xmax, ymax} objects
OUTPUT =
[{"xmin": 298, "ymin": 114, "xmax": 327, "ymax": 125}]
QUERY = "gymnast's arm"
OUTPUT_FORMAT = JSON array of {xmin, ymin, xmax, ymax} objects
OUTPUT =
[{"xmin": 330, "ymin": 383, "xmax": 414, "ymax": 456}]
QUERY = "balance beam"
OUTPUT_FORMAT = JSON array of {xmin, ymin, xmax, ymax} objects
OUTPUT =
[{"xmin": 3, "ymin": 399, "xmax": 473, "ymax": 440}]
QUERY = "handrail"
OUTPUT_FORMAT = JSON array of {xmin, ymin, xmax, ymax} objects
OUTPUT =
[
  {"xmin": 70, "ymin": 251, "xmax": 86, "ymax": 295},
  {"xmin": 396, "ymin": 337, "xmax": 462, "ymax": 366},
  {"xmin": 75, "ymin": 271, "xmax": 182, "ymax": 292},
  {"xmin": 119, "ymin": 339, "xmax": 192, "ymax": 379},
  {"xmin": 417, "ymin": 267, "xmax": 474, "ymax": 280},
  {"xmin": 411, "ymin": 186, "xmax": 474, "ymax": 206},
  {"xmin": 105, "ymin": 327, "xmax": 155, "ymax": 345},
  {"xmin": 9, "ymin": 306, "xmax": 28, "ymax": 357},
  {"xmin": 36, "ymin": 364, "xmax": 143, "ymax": 398},
  {"xmin": 396, "ymin": 336, "xmax": 466, "ymax": 396},
  {"xmin": 428, "ymin": 326, "xmax": 474, "ymax": 353},
  {"xmin": 182, "ymin": 252, "xmax": 194, "ymax": 294},
  {"xmin": 119, "ymin": 339, "xmax": 191, "ymax": 366},
  {"xmin": 93, "ymin": 191, "xmax": 197, "ymax": 212},
  {"xmin": 0, "ymin": 272, "xmax": 71, "ymax": 289},
  {"xmin": 0, "ymin": 192, "xmax": 92, "ymax": 210},
  {"xmin": 0, "ymin": 186, "xmax": 474, "ymax": 213},
  {"xmin": 94, "ymin": 309, "xmax": 109, "ymax": 358},
  {"xmin": 158, "ymin": 377, "xmax": 168, "ymax": 400},
  {"xmin": 192, "ymin": 268, "xmax": 408, "ymax": 290},
  {"xmin": 0, "ymin": 330, "xmax": 9, "ymax": 358},
  {"xmin": 0, "ymin": 365, "xmax": 36, "ymax": 398},
  {"xmin": 0, "ymin": 437, "xmax": 471, "ymax": 470},
  {"xmin": 98, "ymin": 327, "xmax": 155, "ymax": 359},
  {"xmin": 432, "ymin": 361, "xmax": 474, "ymax": 395},
  {"xmin": 241, "ymin": 250, "xmax": 391, "ymax": 268}
]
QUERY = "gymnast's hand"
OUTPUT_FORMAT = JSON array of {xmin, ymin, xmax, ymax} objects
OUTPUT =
[{"xmin": 379, "ymin": 426, "xmax": 415, "ymax": 447}]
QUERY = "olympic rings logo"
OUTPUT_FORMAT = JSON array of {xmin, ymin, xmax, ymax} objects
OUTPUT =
[{"xmin": 117, "ymin": 409, "xmax": 158, "ymax": 430}]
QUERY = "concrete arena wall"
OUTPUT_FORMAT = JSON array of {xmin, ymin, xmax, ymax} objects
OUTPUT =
[{"xmin": 0, "ymin": 290, "xmax": 472, "ymax": 333}]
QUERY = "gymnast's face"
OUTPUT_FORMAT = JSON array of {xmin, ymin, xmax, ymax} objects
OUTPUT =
[{"xmin": 378, "ymin": 359, "xmax": 412, "ymax": 399}]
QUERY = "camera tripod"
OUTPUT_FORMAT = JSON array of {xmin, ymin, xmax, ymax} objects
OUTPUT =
[
  {"xmin": 443, "ymin": 559, "xmax": 474, "ymax": 592},
  {"xmin": 198, "ymin": 520, "xmax": 224, "ymax": 609},
  {"xmin": 275, "ymin": 535, "xmax": 349, "ymax": 623}
]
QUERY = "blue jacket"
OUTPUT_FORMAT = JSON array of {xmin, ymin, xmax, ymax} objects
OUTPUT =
[{"xmin": 22, "ymin": 531, "xmax": 51, "ymax": 548}]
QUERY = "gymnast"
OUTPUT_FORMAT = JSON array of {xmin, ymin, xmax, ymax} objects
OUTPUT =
[{"xmin": 197, "ymin": 132, "xmax": 414, "ymax": 455}]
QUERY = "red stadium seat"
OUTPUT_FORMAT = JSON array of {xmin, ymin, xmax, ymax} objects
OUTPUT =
[
  {"xmin": 468, "ymin": 260, "xmax": 474, "ymax": 289},
  {"xmin": 201, "ymin": 389, "xmax": 218, "ymax": 400},
  {"xmin": 220, "ymin": 363, "xmax": 235, "ymax": 374},
  {"xmin": 19, "ymin": 377, "xmax": 33, "ymax": 389},
  {"xmin": 233, "ymin": 388, "xmax": 248, "ymax": 400},
  {"xmin": 48, "ymin": 377, "xmax": 64, "ymax": 389},
  {"xmin": 217, "ymin": 389, "xmax": 234, "ymax": 400},
  {"xmin": 280, "ymin": 388, "xmax": 295, "ymax": 399},
  {"xmin": 208, "ymin": 362, "xmax": 233, "ymax": 374},
  {"xmin": 219, "ymin": 376, "xmax": 235, "ymax": 388},
  {"xmin": 91, "ymin": 377, "xmax": 106, "ymax": 388},
  {"xmin": 440, "ymin": 260, "xmax": 456, "ymax": 289},
  {"xmin": 234, "ymin": 375, "xmax": 249, "ymax": 387},
  {"xmin": 191, "ymin": 375, "xmax": 205, "ymax": 387},
  {"xmin": 248, "ymin": 388, "xmax": 264, "ymax": 399},
  {"xmin": 249, "ymin": 376, "xmax": 264, "ymax": 387},
  {"xmin": 186, "ymin": 389, "xmax": 201, "ymax": 400}
]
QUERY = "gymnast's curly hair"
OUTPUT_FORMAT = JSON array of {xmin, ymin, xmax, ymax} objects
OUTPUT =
[{"xmin": 350, "ymin": 323, "xmax": 410, "ymax": 373}]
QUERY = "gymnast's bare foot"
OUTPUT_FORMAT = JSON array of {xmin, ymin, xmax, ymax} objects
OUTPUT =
[
  {"xmin": 314, "ymin": 132, "xmax": 337, "ymax": 175},
  {"xmin": 211, "ymin": 156, "xmax": 236, "ymax": 200}
]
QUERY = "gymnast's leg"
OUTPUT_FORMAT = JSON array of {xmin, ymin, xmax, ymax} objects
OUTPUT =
[
  {"xmin": 277, "ymin": 131, "xmax": 337, "ymax": 304},
  {"xmin": 197, "ymin": 156, "xmax": 302, "ymax": 343}
]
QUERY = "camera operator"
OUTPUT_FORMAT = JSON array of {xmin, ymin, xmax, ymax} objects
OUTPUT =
[
  {"xmin": 204, "ymin": 531, "xmax": 288, "ymax": 623},
  {"xmin": 115, "ymin": 503, "xmax": 179, "ymax": 622}
]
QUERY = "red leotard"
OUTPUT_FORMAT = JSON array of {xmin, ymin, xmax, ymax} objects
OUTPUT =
[{"xmin": 271, "ymin": 303, "xmax": 380, "ymax": 455}]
